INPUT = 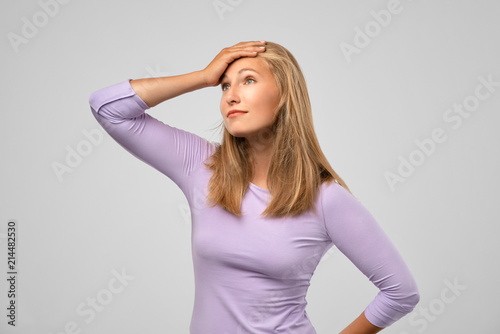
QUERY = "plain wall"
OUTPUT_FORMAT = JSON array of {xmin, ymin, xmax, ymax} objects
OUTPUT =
[{"xmin": 1, "ymin": 0, "xmax": 499, "ymax": 333}]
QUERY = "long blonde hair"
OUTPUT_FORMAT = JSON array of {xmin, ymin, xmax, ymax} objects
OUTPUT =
[{"xmin": 204, "ymin": 42, "xmax": 350, "ymax": 218}]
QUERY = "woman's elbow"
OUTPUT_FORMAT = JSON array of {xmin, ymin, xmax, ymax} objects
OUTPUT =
[
  {"xmin": 405, "ymin": 289, "xmax": 420, "ymax": 310},
  {"xmin": 398, "ymin": 281, "xmax": 420, "ymax": 313}
]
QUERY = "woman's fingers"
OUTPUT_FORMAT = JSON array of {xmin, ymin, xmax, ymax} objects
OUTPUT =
[{"xmin": 226, "ymin": 40, "xmax": 267, "ymax": 60}]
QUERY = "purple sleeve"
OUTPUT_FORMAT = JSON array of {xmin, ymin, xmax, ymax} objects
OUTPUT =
[
  {"xmin": 321, "ymin": 182, "xmax": 420, "ymax": 328},
  {"xmin": 88, "ymin": 79, "xmax": 215, "ymax": 194}
]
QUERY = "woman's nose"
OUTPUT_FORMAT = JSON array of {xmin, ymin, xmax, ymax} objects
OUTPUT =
[{"xmin": 225, "ymin": 86, "xmax": 240, "ymax": 104}]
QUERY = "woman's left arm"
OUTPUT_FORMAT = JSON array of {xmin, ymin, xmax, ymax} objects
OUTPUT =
[{"xmin": 321, "ymin": 182, "xmax": 420, "ymax": 331}]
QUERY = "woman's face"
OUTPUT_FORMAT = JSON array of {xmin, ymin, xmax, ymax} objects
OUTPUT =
[{"xmin": 220, "ymin": 57, "xmax": 280, "ymax": 141}]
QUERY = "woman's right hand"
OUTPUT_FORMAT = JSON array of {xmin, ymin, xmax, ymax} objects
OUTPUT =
[{"xmin": 201, "ymin": 41, "xmax": 267, "ymax": 87}]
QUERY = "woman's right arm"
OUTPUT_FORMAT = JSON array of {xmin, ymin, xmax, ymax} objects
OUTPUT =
[
  {"xmin": 88, "ymin": 41, "xmax": 266, "ymax": 191},
  {"xmin": 129, "ymin": 71, "xmax": 207, "ymax": 108}
]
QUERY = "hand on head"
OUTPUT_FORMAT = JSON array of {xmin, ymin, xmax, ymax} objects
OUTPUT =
[{"xmin": 202, "ymin": 41, "xmax": 266, "ymax": 87}]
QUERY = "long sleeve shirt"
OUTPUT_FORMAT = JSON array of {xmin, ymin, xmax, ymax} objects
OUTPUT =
[{"xmin": 89, "ymin": 79, "xmax": 419, "ymax": 333}]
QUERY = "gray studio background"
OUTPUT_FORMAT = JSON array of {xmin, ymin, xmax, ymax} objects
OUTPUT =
[{"xmin": 1, "ymin": 0, "xmax": 499, "ymax": 333}]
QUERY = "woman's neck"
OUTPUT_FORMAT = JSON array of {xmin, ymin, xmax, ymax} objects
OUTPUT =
[{"xmin": 247, "ymin": 134, "xmax": 274, "ymax": 190}]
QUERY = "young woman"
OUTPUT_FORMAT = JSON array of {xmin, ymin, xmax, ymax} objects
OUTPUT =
[{"xmin": 89, "ymin": 41, "xmax": 419, "ymax": 333}]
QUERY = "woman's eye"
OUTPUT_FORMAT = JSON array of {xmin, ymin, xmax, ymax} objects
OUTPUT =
[
  {"xmin": 221, "ymin": 84, "xmax": 229, "ymax": 91},
  {"xmin": 245, "ymin": 78, "xmax": 255, "ymax": 85}
]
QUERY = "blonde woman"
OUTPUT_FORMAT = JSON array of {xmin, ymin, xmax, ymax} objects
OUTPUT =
[{"xmin": 89, "ymin": 41, "xmax": 419, "ymax": 333}]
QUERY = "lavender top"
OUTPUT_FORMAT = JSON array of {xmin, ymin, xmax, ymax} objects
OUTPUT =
[{"xmin": 89, "ymin": 79, "xmax": 419, "ymax": 333}]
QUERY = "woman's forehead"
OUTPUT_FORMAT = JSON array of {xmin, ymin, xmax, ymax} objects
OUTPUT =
[{"xmin": 224, "ymin": 57, "xmax": 271, "ymax": 77}]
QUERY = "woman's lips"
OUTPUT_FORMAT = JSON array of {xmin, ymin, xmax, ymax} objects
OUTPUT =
[
  {"xmin": 227, "ymin": 110, "xmax": 247, "ymax": 118},
  {"xmin": 228, "ymin": 112, "xmax": 246, "ymax": 118}
]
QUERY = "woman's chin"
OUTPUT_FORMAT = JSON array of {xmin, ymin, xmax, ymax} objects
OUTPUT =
[{"xmin": 226, "ymin": 128, "xmax": 249, "ymax": 139}]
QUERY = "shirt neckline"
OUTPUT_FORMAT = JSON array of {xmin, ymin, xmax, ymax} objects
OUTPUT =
[{"xmin": 249, "ymin": 182, "xmax": 269, "ymax": 193}]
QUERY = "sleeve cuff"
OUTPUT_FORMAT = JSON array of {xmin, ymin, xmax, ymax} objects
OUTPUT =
[
  {"xmin": 89, "ymin": 79, "xmax": 150, "ymax": 113},
  {"xmin": 364, "ymin": 303, "xmax": 402, "ymax": 328}
]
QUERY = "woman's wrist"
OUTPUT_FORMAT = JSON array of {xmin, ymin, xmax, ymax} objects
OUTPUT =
[{"xmin": 339, "ymin": 311, "xmax": 383, "ymax": 334}]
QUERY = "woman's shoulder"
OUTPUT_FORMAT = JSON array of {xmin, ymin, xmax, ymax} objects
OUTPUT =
[
  {"xmin": 320, "ymin": 179, "xmax": 351, "ymax": 197},
  {"xmin": 318, "ymin": 179, "xmax": 359, "ymax": 210}
]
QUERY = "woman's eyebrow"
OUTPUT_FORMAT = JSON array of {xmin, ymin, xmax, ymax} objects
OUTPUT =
[{"xmin": 221, "ymin": 68, "xmax": 260, "ymax": 81}]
